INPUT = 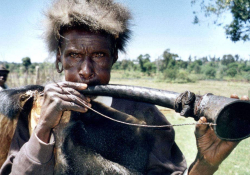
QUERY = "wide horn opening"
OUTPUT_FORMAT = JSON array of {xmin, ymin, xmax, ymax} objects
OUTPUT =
[{"xmin": 215, "ymin": 101, "xmax": 250, "ymax": 141}]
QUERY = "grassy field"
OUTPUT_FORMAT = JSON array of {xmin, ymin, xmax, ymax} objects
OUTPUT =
[{"xmin": 110, "ymin": 75, "xmax": 250, "ymax": 174}]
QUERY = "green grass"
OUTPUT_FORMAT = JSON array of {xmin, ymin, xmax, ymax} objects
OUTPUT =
[
  {"xmin": 110, "ymin": 76, "xmax": 250, "ymax": 174},
  {"xmin": 165, "ymin": 111, "xmax": 250, "ymax": 175},
  {"xmin": 110, "ymin": 72, "xmax": 250, "ymax": 98}
]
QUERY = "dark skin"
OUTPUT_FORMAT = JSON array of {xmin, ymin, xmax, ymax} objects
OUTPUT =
[
  {"xmin": 189, "ymin": 117, "xmax": 239, "ymax": 174},
  {"xmin": 35, "ymin": 30, "xmax": 117, "ymax": 142},
  {"xmin": 35, "ymin": 28, "xmax": 239, "ymax": 174},
  {"xmin": 189, "ymin": 94, "xmax": 247, "ymax": 174},
  {"xmin": 0, "ymin": 72, "xmax": 8, "ymax": 87}
]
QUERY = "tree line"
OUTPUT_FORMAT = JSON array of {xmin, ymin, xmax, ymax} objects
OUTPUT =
[
  {"xmin": 112, "ymin": 49, "xmax": 250, "ymax": 83},
  {"xmin": 1, "ymin": 50, "xmax": 250, "ymax": 85}
]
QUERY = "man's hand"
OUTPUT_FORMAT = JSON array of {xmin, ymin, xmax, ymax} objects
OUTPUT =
[
  {"xmin": 188, "ymin": 117, "xmax": 239, "ymax": 175},
  {"xmin": 189, "ymin": 94, "xmax": 249, "ymax": 175},
  {"xmin": 35, "ymin": 81, "xmax": 92, "ymax": 143}
]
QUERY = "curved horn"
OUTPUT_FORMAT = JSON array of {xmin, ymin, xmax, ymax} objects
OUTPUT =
[{"xmin": 80, "ymin": 84, "xmax": 250, "ymax": 141}]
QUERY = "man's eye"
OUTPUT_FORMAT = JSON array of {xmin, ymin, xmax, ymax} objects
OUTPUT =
[
  {"xmin": 69, "ymin": 53, "xmax": 81, "ymax": 58},
  {"xmin": 93, "ymin": 52, "xmax": 105, "ymax": 58}
]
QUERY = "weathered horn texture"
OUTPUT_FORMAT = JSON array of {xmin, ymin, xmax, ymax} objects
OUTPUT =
[
  {"xmin": 80, "ymin": 84, "xmax": 179, "ymax": 109},
  {"xmin": 80, "ymin": 84, "xmax": 250, "ymax": 141}
]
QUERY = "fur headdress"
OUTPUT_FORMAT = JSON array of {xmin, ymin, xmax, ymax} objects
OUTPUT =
[{"xmin": 43, "ymin": 0, "xmax": 132, "ymax": 54}]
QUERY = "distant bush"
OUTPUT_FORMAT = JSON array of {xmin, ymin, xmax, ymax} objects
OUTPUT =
[
  {"xmin": 175, "ymin": 72, "xmax": 195, "ymax": 83},
  {"xmin": 163, "ymin": 68, "xmax": 178, "ymax": 80},
  {"xmin": 227, "ymin": 68, "xmax": 237, "ymax": 77},
  {"xmin": 243, "ymin": 65, "xmax": 250, "ymax": 72},
  {"xmin": 187, "ymin": 61, "xmax": 201, "ymax": 73},
  {"xmin": 205, "ymin": 67, "xmax": 216, "ymax": 78},
  {"xmin": 243, "ymin": 74, "xmax": 250, "ymax": 81},
  {"xmin": 227, "ymin": 62, "xmax": 238, "ymax": 69}
]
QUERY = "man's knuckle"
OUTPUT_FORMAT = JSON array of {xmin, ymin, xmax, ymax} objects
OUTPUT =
[
  {"xmin": 44, "ymin": 84, "xmax": 54, "ymax": 92},
  {"xmin": 61, "ymin": 81, "xmax": 70, "ymax": 87},
  {"xmin": 67, "ymin": 88, "xmax": 76, "ymax": 94},
  {"xmin": 50, "ymin": 97, "xmax": 61, "ymax": 106},
  {"xmin": 46, "ymin": 91, "xmax": 56, "ymax": 98},
  {"xmin": 70, "ymin": 95, "xmax": 76, "ymax": 101}
]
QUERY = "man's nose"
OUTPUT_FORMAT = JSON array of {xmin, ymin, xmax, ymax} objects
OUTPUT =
[{"xmin": 79, "ymin": 58, "xmax": 94, "ymax": 80}]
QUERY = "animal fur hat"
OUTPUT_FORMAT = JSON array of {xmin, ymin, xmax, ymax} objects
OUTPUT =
[{"xmin": 43, "ymin": 0, "xmax": 132, "ymax": 54}]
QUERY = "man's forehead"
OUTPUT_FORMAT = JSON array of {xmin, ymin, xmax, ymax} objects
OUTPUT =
[{"xmin": 61, "ymin": 29, "xmax": 112, "ymax": 49}]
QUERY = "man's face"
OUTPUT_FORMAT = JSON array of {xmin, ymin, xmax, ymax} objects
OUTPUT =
[
  {"xmin": 0, "ymin": 72, "xmax": 8, "ymax": 86},
  {"xmin": 58, "ymin": 29, "xmax": 116, "ymax": 85}
]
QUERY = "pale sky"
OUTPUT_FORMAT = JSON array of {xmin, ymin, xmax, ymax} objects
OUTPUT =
[{"xmin": 0, "ymin": 0, "xmax": 250, "ymax": 63}]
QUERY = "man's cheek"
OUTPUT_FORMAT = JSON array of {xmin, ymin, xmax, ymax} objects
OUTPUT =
[
  {"xmin": 64, "ymin": 69, "xmax": 78, "ymax": 81},
  {"xmin": 98, "ymin": 70, "xmax": 111, "ymax": 84},
  {"xmin": 63, "ymin": 60, "xmax": 75, "ymax": 70}
]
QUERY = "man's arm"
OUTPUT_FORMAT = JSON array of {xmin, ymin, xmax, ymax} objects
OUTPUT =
[
  {"xmin": 188, "ymin": 94, "xmax": 248, "ymax": 175},
  {"xmin": 188, "ymin": 116, "xmax": 239, "ymax": 175},
  {"xmin": 0, "ymin": 116, "xmax": 55, "ymax": 175}
]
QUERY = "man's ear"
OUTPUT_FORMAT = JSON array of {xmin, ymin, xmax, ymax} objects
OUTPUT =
[
  {"xmin": 55, "ymin": 47, "xmax": 64, "ymax": 73},
  {"xmin": 112, "ymin": 49, "xmax": 118, "ymax": 65},
  {"xmin": 56, "ymin": 47, "xmax": 62, "ymax": 64}
]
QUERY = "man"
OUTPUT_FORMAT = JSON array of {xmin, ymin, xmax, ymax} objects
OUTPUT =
[
  {"xmin": 0, "ymin": 64, "xmax": 9, "ymax": 91},
  {"xmin": 0, "ymin": 0, "xmax": 238, "ymax": 174}
]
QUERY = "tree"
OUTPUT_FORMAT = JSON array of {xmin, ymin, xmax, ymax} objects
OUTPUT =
[
  {"xmin": 137, "ymin": 54, "xmax": 151, "ymax": 72},
  {"xmin": 160, "ymin": 49, "xmax": 179, "ymax": 71},
  {"xmin": 194, "ymin": 64, "xmax": 201, "ymax": 73},
  {"xmin": 187, "ymin": 60, "xmax": 202, "ymax": 73},
  {"xmin": 227, "ymin": 67, "xmax": 237, "ymax": 77},
  {"xmin": 144, "ymin": 62, "xmax": 156, "ymax": 76},
  {"xmin": 176, "ymin": 60, "xmax": 188, "ymax": 69},
  {"xmin": 112, "ymin": 61, "xmax": 122, "ymax": 70},
  {"xmin": 192, "ymin": 0, "xmax": 250, "ymax": 42},
  {"xmin": 164, "ymin": 68, "xmax": 178, "ymax": 80},
  {"xmin": 22, "ymin": 57, "xmax": 32, "ymax": 72},
  {"xmin": 120, "ymin": 59, "xmax": 133, "ymax": 70},
  {"xmin": 221, "ymin": 54, "xmax": 235, "ymax": 65},
  {"xmin": 205, "ymin": 67, "xmax": 216, "ymax": 78},
  {"xmin": 200, "ymin": 56, "xmax": 208, "ymax": 64}
]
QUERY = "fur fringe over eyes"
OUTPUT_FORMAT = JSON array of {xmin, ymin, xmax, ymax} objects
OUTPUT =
[{"xmin": 43, "ymin": 0, "xmax": 132, "ymax": 54}]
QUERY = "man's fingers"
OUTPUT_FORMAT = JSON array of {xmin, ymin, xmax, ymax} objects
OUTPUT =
[
  {"xmin": 61, "ymin": 101, "xmax": 90, "ymax": 113},
  {"xmin": 59, "ymin": 81, "xmax": 88, "ymax": 90},
  {"xmin": 230, "ymin": 94, "xmax": 249, "ymax": 101},
  {"xmin": 230, "ymin": 94, "xmax": 239, "ymax": 99},
  {"xmin": 195, "ymin": 117, "xmax": 208, "ymax": 138},
  {"xmin": 240, "ymin": 95, "xmax": 249, "ymax": 101},
  {"xmin": 55, "ymin": 93, "xmax": 92, "ymax": 109},
  {"xmin": 56, "ymin": 87, "xmax": 91, "ymax": 102}
]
